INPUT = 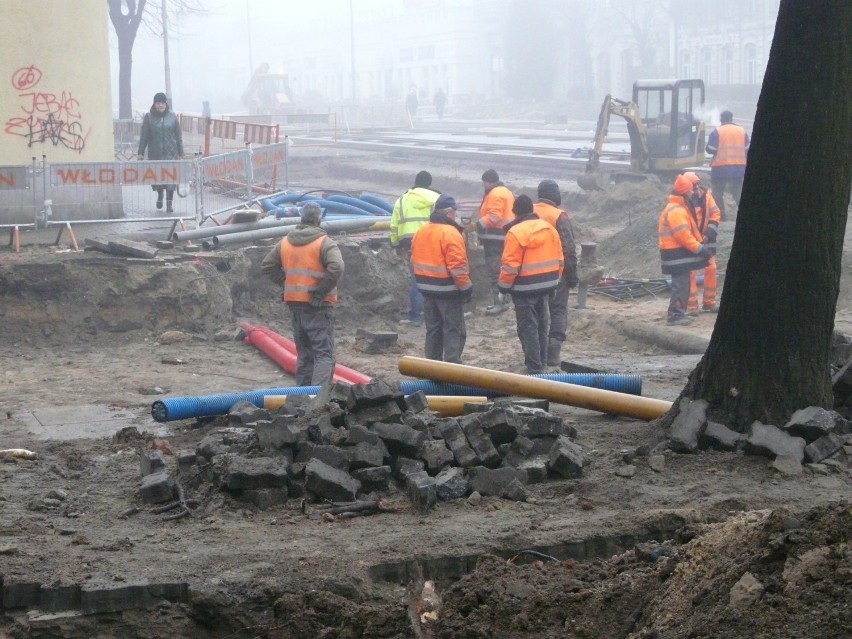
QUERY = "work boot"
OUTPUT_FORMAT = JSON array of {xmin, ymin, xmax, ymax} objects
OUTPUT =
[
  {"xmin": 485, "ymin": 293, "xmax": 509, "ymax": 316},
  {"xmin": 546, "ymin": 338, "xmax": 563, "ymax": 367},
  {"xmin": 666, "ymin": 316, "xmax": 693, "ymax": 326}
]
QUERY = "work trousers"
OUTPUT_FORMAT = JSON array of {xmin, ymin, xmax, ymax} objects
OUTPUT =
[
  {"xmin": 667, "ymin": 272, "xmax": 691, "ymax": 320},
  {"xmin": 688, "ymin": 256, "xmax": 717, "ymax": 311},
  {"xmin": 513, "ymin": 294, "xmax": 549, "ymax": 374},
  {"xmin": 402, "ymin": 247, "xmax": 424, "ymax": 321},
  {"xmin": 548, "ymin": 277, "xmax": 570, "ymax": 342},
  {"xmin": 710, "ymin": 176, "xmax": 743, "ymax": 220},
  {"xmin": 288, "ymin": 303, "xmax": 336, "ymax": 387},
  {"xmin": 423, "ymin": 296, "xmax": 466, "ymax": 364},
  {"xmin": 482, "ymin": 240, "xmax": 505, "ymax": 298}
]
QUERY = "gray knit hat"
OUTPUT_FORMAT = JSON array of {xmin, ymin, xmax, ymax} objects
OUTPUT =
[
  {"xmin": 537, "ymin": 179, "xmax": 561, "ymax": 206},
  {"xmin": 300, "ymin": 201, "xmax": 323, "ymax": 225}
]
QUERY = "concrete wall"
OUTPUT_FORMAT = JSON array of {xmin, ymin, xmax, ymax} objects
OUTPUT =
[{"xmin": 0, "ymin": 0, "xmax": 114, "ymax": 165}]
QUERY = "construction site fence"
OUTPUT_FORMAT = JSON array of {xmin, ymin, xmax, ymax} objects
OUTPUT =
[{"xmin": 0, "ymin": 142, "xmax": 291, "ymax": 244}]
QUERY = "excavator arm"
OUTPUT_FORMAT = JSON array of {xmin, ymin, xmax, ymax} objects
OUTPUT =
[{"xmin": 577, "ymin": 96, "xmax": 650, "ymax": 191}]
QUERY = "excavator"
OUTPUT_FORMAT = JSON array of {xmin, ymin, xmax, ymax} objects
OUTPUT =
[
  {"xmin": 577, "ymin": 79, "xmax": 706, "ymax": 190},
  {"xmin": 241, "ymin": 63, "xmax": 292, "ymax": 115}
]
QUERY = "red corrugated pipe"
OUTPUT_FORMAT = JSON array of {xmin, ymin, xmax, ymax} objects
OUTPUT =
[{"xmin": 240, "ymin": 321, "xmax": 372, "ymax": 384}]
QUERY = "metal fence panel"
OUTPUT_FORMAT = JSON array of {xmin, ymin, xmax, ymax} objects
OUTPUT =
[
  {"xmin": 198, "ymin": 150, "xmax": 252, "ymax": 219},
  {"xmin": 0, "ymin": 164, "xmax": 38, "ymax": 227},
  {"xmin": 250, "ymin": 142, "xmax": 289, "ymax": 195}
]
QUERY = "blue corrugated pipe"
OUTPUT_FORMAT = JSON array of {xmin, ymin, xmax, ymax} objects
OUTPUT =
[
  {"xmin": 326, "ymin": 195, "xmax": 390, "ymax": 216},
  {"xmin": 360, "ymin": 193, "xmax": 394, "ymax": 213},
  {"xmin": 150, "ymin": 373, "xmax": 641, "ymax": 422}
]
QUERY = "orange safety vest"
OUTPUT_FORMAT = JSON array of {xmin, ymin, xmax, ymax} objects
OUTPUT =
[
  {"xmin": 710, "ymin": 124, "xmax": 748, "ymax": 167},
  {"xmin": 658, "ymin": 196, "xmax": 708, "ymax": 275},
  {"xmin": 477, "ymin": 185, "xmax": 515, "ymax": 242},
  {"xmin": 280, "ymin": 236, "xmax": 337, "ymax": 304},
  {"xmin": 411, "ymin": 222, "xmax": 472, "ymax": 297},
  {"xmin": 498, "ymin": 217, "xmax": 563, "ymax": 294},
  {"xmin": 692, "ymin": 190, "xmax": 721, "ymax": 250}
]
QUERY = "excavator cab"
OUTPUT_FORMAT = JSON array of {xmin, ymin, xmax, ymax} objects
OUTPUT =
[
  {"xmin": 578, "ymin": 78, "xmax": 706, "ymax": 190},
  {"xmin": 634, "ymin": 79, "xmax": 705, "ymax": 170}
]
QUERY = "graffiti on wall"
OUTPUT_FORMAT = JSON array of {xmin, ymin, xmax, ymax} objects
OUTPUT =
[{"xmin": 4, "ymin": 65, "xmax": 91, "ymax": 153}]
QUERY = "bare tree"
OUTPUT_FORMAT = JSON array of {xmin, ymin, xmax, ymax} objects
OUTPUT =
[
  {"xmin": 109, "ymin": 0, "xmax": 147, "ymax": 119},
  {"xmin": 109, "ymin": 0, "xmax": 207, "ymax": 119},
  {"xmin": 667, "ymin": 0, "xmax": 852, "ymax": 429}
]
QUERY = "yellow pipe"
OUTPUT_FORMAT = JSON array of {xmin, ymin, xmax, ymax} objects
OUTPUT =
[
  {"xmin": 263, "ymin": 394, "xmax": 488, "ymax": 417},
  {"xmin": 397, "ymin": 356, "xmax": 672, "ymax": 421}
]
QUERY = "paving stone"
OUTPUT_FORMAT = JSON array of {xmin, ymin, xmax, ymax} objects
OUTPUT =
[
  {"xmin": 276, "ymin": 394, "xmax": 313, "ymax": 415},
  {"xmin": 700, "ymin": 421, "xmax": 743, "ymax": 451},
  {"xmin": 503, "ymin": 436, "xmax": 535, "ymax": 468},
  {"xmin": 255, "ymin": 417, "xmax": 308, "ymax": 449},
  {"xmin": 434, "ymin": 466, "xmax": 469, "ymax": 500},
  {"xmin": 225, "ymin": 457, "xmax": 288, "ymax": 491},
  {"xmin": 405, "ymin": 471, "xmax": 437, "ymax": 513},
  {"xmin": 647, "ymin": 455, "xmax": 666, "ymax": 473},
  {"xmin": 354, "ymin": 328, "xmax": 398, "ymax": 353},
  {"xmin": 347, "ymin": 441, "xmax": 387, "ymax": 470},
  {"xmin": 139, "ymin": 450, "xmax": 166, "ymax": 477},
  {"xmin": 350, "ymin": 380, "xmax": 403, "ymax": 409},
  {"xmin": 419, "ymin": 440, "xmax": 454, "ymax": 474},
  {"xmin": 770, "ymin": 455, "xmax": 803, "ymax": 476},
  {"xmin": 327, "ymin": 382, "xmax": 357, "ymax": 411},
  {"xmin": 371, "ymin": 422, "xmax": 426, "ymax": 457},
  {"xmin": 392, "ymin": 456, "xmax": 426, "ymax": 479},
  {"xmin": 235, "ymin": 488, "xmax": 289, "ymax": 510},
  {"xmin": 352, "ymin": 466, "xmax": 391, "ymax": 492},
  {"xmin": 804, "ymin": 432, "xmax": 845, "ymax": 463},
  {"xmin": 474, "ymin": 407, "xmax": 523, "ymax": 445},
  {"xmin": 783, "ymin": 406, "xmax": 842, "ymax": 442},
  {"xmin": 518, "ymin": 458, "xmax": 549, "ymax": 483},
  {"xmin": 401, "ymin": 390, "xmax": 429, "ymax": 414},
  {"xmin": 228, "ymin": 401, "xmax": 269, "ymax": 425},
  {"xmin": 460, "ymin": 417, "xmax": 501, "ymax": 468},
  {"xmin": 548, "ymin": 435, "xmax": 584, "ymax": 478},
  {"xmin": 304, "ymin": 458, "xmax": 360, "ymax": 502},
  {"xmin": 468, "ymin": 466, "xmax": 528, "ymax": 497},
  {"xmin": 517, "ymin": 408, "xmax": 575, "ymax": 439},
  {"xmin": 140, "ymin": 470, "xmax": 175, "ymax": 504},
  {"xmin": 195, "ymin": 435, "xmax": 226, "ymax": 460},
  {"xmin": 437, "ymin": 418, "xmax": 478, "ymax": 467},
  {"xmin": 402, "ymin": 412, "xmax": 433, "ymax": 436},
  {"xmin": 177, "ymin": 450, "xmax": 196, "ymax": 474},
  {"xmin": 502, "ymin": 478, "xmax": 528, "ymax": 502},
  {"xmin": 349, "ymin": 401, "xmax": 404, "ymax": 428},
  {"xmin": 529, "ymin": 435, "xmax": 558, "ymax": 456},
  {"xmin": 306, "ymin": 412, "xmax": 335, "ymax": 444}
]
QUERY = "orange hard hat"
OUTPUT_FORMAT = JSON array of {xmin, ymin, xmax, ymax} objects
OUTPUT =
[
  {"xmin": 672, "ymin": 174, "xmax": 694, "ymax": 195},
  {"xmin": 683, "ymin": 171, "xmax": 701, "ymax": 185}
]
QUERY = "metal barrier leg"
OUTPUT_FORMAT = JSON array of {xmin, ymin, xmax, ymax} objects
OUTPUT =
[
  {"xmin": 13, "ymin": 226, "xmax": 21, "ymax": 252},
  {"xmin": 168, "ymin": 219, "xmax": 180, "ymax": 240},
  {"xmin": 65, "ymin": 222, "xmax": 79, "ymax": 251},
  {"xmin": 54, "ymin": 224, "xmax": 65, "ymax": 246}
]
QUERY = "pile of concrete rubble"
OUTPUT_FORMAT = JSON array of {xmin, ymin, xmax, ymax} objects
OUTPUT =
[{"xmin": 136, "ymin": 380, "xmax": 585, "ymax": 514}]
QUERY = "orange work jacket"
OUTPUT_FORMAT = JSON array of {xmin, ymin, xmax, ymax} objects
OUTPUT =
[
  {"xmin": 477, "ymin": 185, "xmax": 515, "ymax": 243},
  {"xmin": 692, "ymin": 190, "xmax": 721, "ymax": 251},
  {"xmin": 280, "ymin": 236, "xmax": 337, "ymax": 304},
  {"xmin": 498, "ymin": 215, "xmax": 563, "ymax": 295},
  {"xmin": 411, "ymin": 220, "xmax": 472, "ymax": 298},
  {"xmin": 658, "ymin": 195, "xmax": 709, "ymax": 275},
  {"xmin": 710, "ymin": 124, "xmax": 748, "ymax": 167}
]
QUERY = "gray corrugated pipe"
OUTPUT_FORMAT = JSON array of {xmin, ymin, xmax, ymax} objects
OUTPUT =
[
  {"xmin": 206, "ymin": 217, "xmax": 380, "ymax": 249},
  {"xmin": 173, "ymin": 217, "xmax": 297, "ymax": 242}
]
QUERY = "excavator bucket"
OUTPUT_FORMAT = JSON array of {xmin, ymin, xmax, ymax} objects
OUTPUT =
[{"xmin": 578, "ymin": 169, "xmax": 606, "ymax": 191}]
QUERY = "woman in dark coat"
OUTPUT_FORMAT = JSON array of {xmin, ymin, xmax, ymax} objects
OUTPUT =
[{"xmin": 137, "ymin": 92, "xmax": 184, "ymax": 212}]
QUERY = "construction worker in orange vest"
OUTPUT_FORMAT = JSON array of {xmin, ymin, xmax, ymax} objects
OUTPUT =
[
  {"xmin": 410, "ymin": 194, "xmax": 473, "ymax": 363},
  {"xmin": 498, "ymin": 194, "xmax": 564, "ymax": 374},
  {"xmin": 261, "ymin": 202, "xmax": 345, "ymax": 386},
  {"xmin": 682, "ymin": 172, "xmax": 721, "ymax": 314},
  {"xmin": 658, "ymin": 175, "xmax": 711, "ymax": 326},
  {"xmin": 705, "ymin": 110, "xmax": 749, "ymax": 220},
  {"xmin": 478, "ymin": 169, "xmax": 515, "ymax": 315},
  {"xmin": 534, "ymin": 179, "xmax": 579, "ymax": 366}
]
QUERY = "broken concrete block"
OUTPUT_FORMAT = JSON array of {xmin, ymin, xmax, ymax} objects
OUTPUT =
[
  {"xmin": 467, "ymin": 466, "xmax": 528, "ymax": 497},
  {"xmin": 548, "ymin": 436, "xmax": 584, "ymax": 478},
  {"xmin": 304, "ymin": 458, "xmax": 360, "ymax": 502},
  {"xmin": 371, "ymin": 422, "xmax": 426, "ymax": 457},
  {"xmin": 350, "ymin": 380, "xmax": 403, "ymax": 409},
  {"xmin": 106, "ymin": 238, "xmax": 159, "ymax": 259},
  {"xmin": 355, "ymin": 328, "xmax": 398, "ymax": 353},
  {"xmin": 668, "ymin": 398, "xmax": 708, "ymax": 453},
  {"xmin": 255, "ymin": 418, "xmax": 308, "ymax": 449},
  {"xmin": 770, "ymin": 455, "xmax": 803, "ymax": 476},
  {"xmin": 419, "ymin": 440, "xmax": 454, "ymax": 475},
  {"xmin": 784, "ymin": 407, "xmax": 842, "ymax": 443},
  {"xmin": 140, "ymin": 470, "xmax": 175, "ymax": 504},
  {"xmin": 460, "ymin": 417, "xmax": 501, "ymax": 468},
  {"xmin": 139, "ymin": 450, "xmax": 166, "ymax": 477},
  {"xmin": 225, "ymin": 457, "xmax": 289, "ymax": 491},
  {"xmin": 351, "ymin": 466, "xmax": 391, "ymax": 492},
  {"xmin": 700, "ymin": 421, "xmax": 743, "ymax": 451},
  {"xmin": 746, "ymin": 421, "xmax": 806, "ymax": 462},
  {"xmin": 434, "ymin": 466, "xmax": 469, "ymax": 500},
  {"xmin": 405, "ymin": 471, "xmax": 437, "ymax": 513},
  {"xmin": 437, "ymin": 418, "xmax": 479, "ymax": 467},
  {"xmin": 804, "ymin": 432, "xmax": 845, "ymax": 463}
]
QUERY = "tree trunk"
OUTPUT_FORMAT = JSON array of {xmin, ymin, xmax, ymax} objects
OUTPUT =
[
  {"xmin": 108, "ymin": 0, "xmax": 147, "ymax": 120},
  {"xmin": 117, "ymin": 37, "xmax": 134, "ymax": 119},
  {"xmin": 676, "ymin": 0, "xmax": 852, "ymax": 430}
]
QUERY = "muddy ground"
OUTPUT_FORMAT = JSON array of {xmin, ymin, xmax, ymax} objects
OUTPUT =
[{"xmin": 0, "ymin": 149, "xmax": 850, "ymax": 638}]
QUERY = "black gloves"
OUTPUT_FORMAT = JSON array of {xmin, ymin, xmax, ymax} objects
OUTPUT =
[
  {"xmin": 697, "ymin": 245, "xmax": 711, "ymax": 259},
  {"xmin": 704, "ymin": 227, "xmax": 718, "ymax": 243},
  {"xmin": 564, "ymin": 266, "xmax": 579, "ymax": 289},
  {"xmin": 460, "ymin": 288, "xmax": 473, "ymax": 303},
  {"xmin": 309, "ymin": 295, "xmax": 324, "ymax": 307}
]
